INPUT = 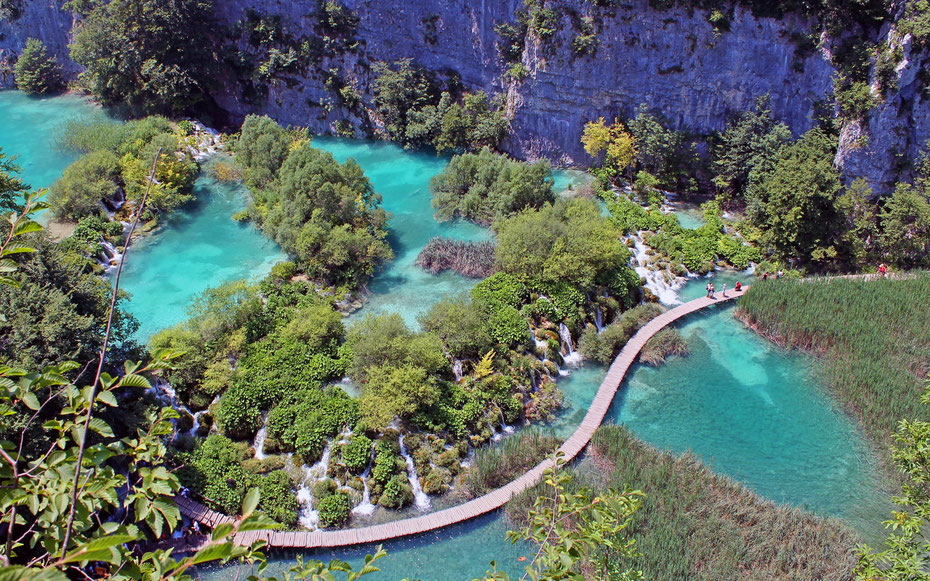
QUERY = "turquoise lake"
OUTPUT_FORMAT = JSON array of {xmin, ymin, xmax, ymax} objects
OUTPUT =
[{"xmin": 0, "ymin": 91, "xmax": 891, "ymax": 580}]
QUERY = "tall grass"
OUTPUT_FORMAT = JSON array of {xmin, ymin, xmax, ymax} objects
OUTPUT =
[
  {"xmin": 737, "ymin": 274, "xmax": 930, "ymax": 456},
  {"xmin": 460, "ymin": 430, "xmax": 560, "ymax": 497},
  {"xmin": 506, "ymin": 425, "xmax": 859, "ymax": 580},
  {"xmin": 415, "ymin": 237, "xmax": 496, "ymax": 278}
]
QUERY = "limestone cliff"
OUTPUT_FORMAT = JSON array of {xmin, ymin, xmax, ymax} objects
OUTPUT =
[{"xmin": 1, "ymin": 0, "xmax": 927, "ymax": 194}]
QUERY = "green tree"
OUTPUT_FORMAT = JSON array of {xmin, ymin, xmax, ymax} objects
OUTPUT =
[
  {"xmin": 0, "ymin": 148, "xmax": 29, "ymax": 212},
  {"xmin": 878, "ymin": 182, "xmax": 930, "ymax": 269},
  {"xmin": 627, "ymin": 105, "xmax": 692, "ymax": 190},
  {"xmin": 13, "ymin": 38, "xmax": 62, "ymax": 95},
  {"xmin": 712, "ymin": 95, "xmax": 792, "ymax": 206},
  {"xmin": 581, "ymin": 117, "xmax": 636, "ymax": 185},
  {"xmin": 69, "ymin": 0, "xmax": 215, "ymax": 114},
  {"xmin": 748, "ymin": 129, "xmax": 845, "ymax": 268},
  {"xmin": 360, "ymin": 364, "xmax": 440, "ymax": 428},
  {"xmin": 346, "ymin": 313, "xmax": 446, "ymax": 380},
  {"xmin": 419, "ymin": 295, "xmax": 494, "ymax": 359},
  {"xmin": 430, "ymin": 147, "xmax": 554, "ymax": 225},
  {"xmin": 48, "ymin": 149, "xmax": 121, "ymax": 220},
  {"xmin": 495, "ymin": 198, "xmax": 624, "ymax": 289}
]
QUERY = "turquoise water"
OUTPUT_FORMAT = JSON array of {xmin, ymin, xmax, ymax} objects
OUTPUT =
[
  {"xmin": 0, "ymin": 91, "xmax": 104, "ymax": 213},
  {"xmin": 200, "ymin": 511, "xmax": 529, "ymax": 581},
  {"xmin": 313, "ymin": 137, "xmax": 492, "ymax": 327},
  {"xmin": 117, "ymin": 172, "xmax": 286, "ymax": 339}
]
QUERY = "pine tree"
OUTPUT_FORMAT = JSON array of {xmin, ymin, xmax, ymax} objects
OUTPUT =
[{"xmin": 13, "ymin": 38, "xmax": 63, "ymax": 95}]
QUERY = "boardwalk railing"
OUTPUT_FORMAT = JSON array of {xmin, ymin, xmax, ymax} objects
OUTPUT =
[{"xmin": 176, "ymin": 288, "xmax": 747, "ymax": 548}]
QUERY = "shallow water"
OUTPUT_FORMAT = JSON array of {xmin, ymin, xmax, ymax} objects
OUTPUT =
[
  {"xmin": 117, "ymin": 173, "xmax": 286, "ymax": 339},
  {"xmin": 0, "ymin": 90, "xmax": 104, "ymax": 195}
]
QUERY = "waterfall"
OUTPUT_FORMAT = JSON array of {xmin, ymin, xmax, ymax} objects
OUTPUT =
[
  {"xmin": 559, "ymin": 323, "xmax": 583, "ymax": 368},
  {"xmin": 595, "ymin": 305, "xmax": 604, "ymax": 332},
  {"xmin": 629, "ymin": 234, "xmax": 686, "ymax": 305},
  {"xmin": 452, "ymin": 359, "xmax": 464, "ymax": 382},
  {"xmin": 352, "ymin": 463, "xmax": 376, "ymax": 516},
  {"xmin": 99, "ymin": 240, "xmax": 122, "ymax": 268},
  {"xmin": 186, "ymin": 395, "xmax": 219, "ymax": 438},
  {"xmin": 499, "ymin": 409, "xmax": 514, "ymax": 435},
  {"xmin": 311, "ymin": 443, "xmax": 332, "ymax": 479},
  {"xmin": 398, "ymin": 434, "xmax": 430, "ymax": 511},
  {"xmin": 296, "ymin": 478, "xmax": 319, "ymax": 529},
  {"xmin": 252, "ymin": 415, "xmax": 268, "ymax": 460}
]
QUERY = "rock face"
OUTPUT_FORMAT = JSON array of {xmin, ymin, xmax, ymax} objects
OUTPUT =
[
  {"xmin": 0, "ymin": 0, "xmax": 927, "ymax": 193},
  {"xmin": 0, "ymin": 0, "xmax": 77, "ymax": 85}
]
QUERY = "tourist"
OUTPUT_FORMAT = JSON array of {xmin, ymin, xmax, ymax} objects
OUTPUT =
[
  {"xmin": 709, "ymin": 282, "xmax": 715, "ymax": 298},
  {"xmin": 762, "ymin": 272, "xmax": 769, "ymax": 281},
  {"xmin": 706, "ymin": 282, "xmax": 712, "ymax": 297},
  {"xmin": 879, "ymin": 263, "xmax": 887, "ymax": 277},
  {"xmin": 777, "ymin": 270, "xmax": 783, "ymax": 279},
  {"xmin": 722, "ymin": 283, "xmax": 727, "ymax": 297},
  {"xmin": 735, "ymin": 281, "xmax": 742, "ymax": 293}
]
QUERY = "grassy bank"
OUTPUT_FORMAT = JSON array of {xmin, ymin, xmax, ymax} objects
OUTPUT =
[
  {"xmin": 459, "ymin": 431, "xmax": 560, "ymax": 498},
  {"xmin": 506, "ymin": 425, "xmax": 860, "ymax": 580},
  {"xmin": 736, "ymin": 274, "xmax": 930, "ymax": 454}
]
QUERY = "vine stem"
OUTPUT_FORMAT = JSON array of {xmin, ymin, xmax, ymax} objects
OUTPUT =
[{"xmin": 60, "ymin": 149, "xmax": 162, "ymax": 559}]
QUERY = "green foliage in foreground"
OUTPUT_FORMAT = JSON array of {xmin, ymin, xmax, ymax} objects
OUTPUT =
[
  {"xmin": 430, "ymin": 147, "xmax": 554, "ymax": 225},
  {"xmin": 0, "ymin": 147, "xmax": 29, "ymax": 212},
  {"xmin": 508, "ymin": 426, "xmax": 860, "ymax": 579},
  {"xmin": 13, "ymin": 38, "xmax": 62, "ymax": 95},
  {"xmin": 737, "ymin": 275, "xmax": 930, "ymax": 454},
  {"xmin": 856, "ymin": 379, "xmax": 930, "ymax": 580}
]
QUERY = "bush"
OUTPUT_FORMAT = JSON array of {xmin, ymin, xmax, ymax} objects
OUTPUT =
[
  {"xmin": 259, "ymin": 470, "xmax": 299, "ymax": 527},
  {"xmin": 415, "ymin": 237, "xmax": 496, "ymax": 278},
  {"xmin": 317, "ymin": 492, "xmax": 352, "ymax": 527},
  {"xmin": 342, "ymin": 433, "xmax": 373, "ymax": 473},
  {"xmin": 419, "ymin": 295, "xmax": 494, "ymax": 359},
  {"xmin": 48, "ymin": 150, "xmax": 121, "ymax": 221},
  {"xmin": 378, "ymin": 474, "xmax": 413, "ymax": 509},
  {"xmin": 14, "ymin": 38, "xmax": 62, "ymax": 94},
  {"xmin": 430, "ymin": 147, "xmax": 554, "ymax": 225}
]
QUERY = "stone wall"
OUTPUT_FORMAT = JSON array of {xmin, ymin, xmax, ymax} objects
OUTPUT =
[{"xmin": 1, "ymin": 0, "xmax": 928, "ymax": 194}]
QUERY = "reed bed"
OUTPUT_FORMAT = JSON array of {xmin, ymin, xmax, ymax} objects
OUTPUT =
[
  {"xmin": 460, "ymin": 430, "xmax": 560, "ymax": 498},
  {"xmin": 506, "ymin": 425, "xmax": 859, "ymax": 580},
  {"xmin": 414, "ymin": 237, "xmax": 496, "ymax": 278},
  {"xmin": 639, "ymin": 327, "xmax": 689, "ymax": 366},
  {"xmin": 737, "ymin": 274, "xmax": 930, "ymax": 456}
]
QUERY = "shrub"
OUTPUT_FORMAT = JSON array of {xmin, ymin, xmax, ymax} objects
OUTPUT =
[
  {"xmin": 430, "ymin": 147, "xmax": 554, "ymax": 225},
  {"xmin": 14, "ymin": 38, "xmax": 62, "ymax": 94},
  {"xmin": 259, "ymin": 470, "xmax": 299, "ymax": 527},
  {"xmin": 317, "ymin": 492, "xmax": 352, "ymax": 527},
  {"xmin": 639, "ymin": 328, "xmax": 688, "ymax": 365},
  {"xmin": 378, "ymin": 474, "xmax": 413, "ymax": 508},
  {"xmin": 415, "ymin": 237, "xmax": 496, "ymax": 278},
  {"xmin": 342, "ymin": 433, "xmax": 373, "ymax": 473},
  {"xmin": 48, "ymin": 150, "xmax": 121, "ymax": 221}
]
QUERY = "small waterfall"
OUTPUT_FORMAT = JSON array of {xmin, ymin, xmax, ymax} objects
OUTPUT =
[
  {"xmin": 352, "ymin": 465, "xmax": 376, "ymax": 517},
  {"xmin": 499, "ymin": 409, "xmax": 514, "ymax": 435},
  {"xmin": 398, "ymin": 434, "xmax": 430, "ymax": 511},
  {"xmin": 296, "ymin": 479, "xmax": 319, "ymax": 529},
  {"xmin": 452, "ymin": 359, "xmax": 464, "ymax": 382},
  {"xmin": 629, "ymin": 234, "xmax": 685, "ymax": 305},
  {"xmin": 311, "ymin": 443, "xmax": 332, "ymax": 479},
  {"xmin": 559, "ymin": 323, "xmax": 584, "ymax": 368},
  {"xmin": 252, "ymin": 415, "xmax": 268, "ymax": 460},
  {"xmin": 187, "ymin": 395, "xmax": 219, "ymax": 438},
  {"xmin": 595, "ymin": 305, "xmax": 604, "ymax": 332},
  {"xmin": 99, "ymin": 240, "xmax": 122, "ymax": 268}
]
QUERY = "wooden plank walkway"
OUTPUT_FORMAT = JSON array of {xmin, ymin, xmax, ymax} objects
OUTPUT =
[{"xmin": 175, "ymin": 288, "xmax": 748, "ymax": 548}]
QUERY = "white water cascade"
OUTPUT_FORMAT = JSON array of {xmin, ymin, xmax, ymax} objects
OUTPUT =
[
  {"xmin": 252, "ymin": 415, "xmax": 268, "ymax": 460},
  {"xmin": 352, "ymin": 465, "xmax": 376, "ymax": 517},
  {"xmin": 630, "ymin": 235, "xmax": 685, "ymax": 305},
  {"xmin": 398, "ymin": 434, "xmax": 431, "ymax": 511},
  {"xmin": 99, "ymin": 240, "xmax": 122, "ymax": 269},
  {"xmin": 452, "ymin": 359, "xmax": 464, "ymax": 382},
  {"xmin": 559, "ymin": 323, "xmax": 583, "ymax": 368},
  {"xmin": 595, "ymin": 304, "xmax": 604, "ymax": 332}
]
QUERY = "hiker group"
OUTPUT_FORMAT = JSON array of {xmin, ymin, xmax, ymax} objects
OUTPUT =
[{"xmin": 705, "ymin": 280, "xmax": 742, "ymax": 298}]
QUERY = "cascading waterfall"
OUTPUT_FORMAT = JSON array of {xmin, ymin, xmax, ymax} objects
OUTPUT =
[
  {"xmin": 629, "ymin": 234, "xmax": 685, "ymax": 305},
  {"xmin": 296, "ymin": 466, "xmax": 320, "ymax": 529},
  {"xmin": 398, "ymin": 434, "xmax": 431, "ymax": 511},
  {"xmin": 99, "ymin": 240, "xmax": 122, "ymax": 268},
  {"xmin": 352, "ymin": 463, "xmax": 376, "ymax": 516},
  {"xmin": 452, "ymin": 359, "xmax": 464, "ymax": 382},
  {"xmin": 559, "ymin": 323, "xmax": 583, "ymax": 368},
  {"xmin": 252, "ymin": 415, "xmax": 268, "ymax": 460},
  {"xmin": 595, "ymin": 304, "xmax": 604, "ymax": 332}
]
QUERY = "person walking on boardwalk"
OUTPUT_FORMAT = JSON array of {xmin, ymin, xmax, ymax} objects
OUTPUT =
[
  {"xmin": 706, "ymin": 282, "xmax": 712, "ymax": 297},
  {"xmin": 722, "ymin": 283, "xmax": 727, "ymax": 297},
  {"xmin": 879, "ymin": 263, "xmax": 887, "ymax": 277},
  {"xmin": 735, "ymin": 281, "xmax": 742, "ymax": 293}
]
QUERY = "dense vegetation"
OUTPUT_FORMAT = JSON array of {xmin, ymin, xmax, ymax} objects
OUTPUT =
[
  {"xmin": 415, "ymin": 237, "xmax": 496, "ymax": 278},
  {"xmin": 50, "ymin": 117, "xmax": 198, "ymax": 223},
  {"xmin": 13, "ymin": 38, "xmax": 62, "ymax": 95},
  {"xmin": 430, "ymin": 147, "xmax": 554, "ymax": 225},
  {"xmin": 507, "ymin": 425, "xmax": 861, "ymax": 579},
  {"xmin": 233, "ymin": 115, "xmax": 392, "ymax": 289},
  {"xmin": 69, "ymin": 0, "xmax": 215, "ymax": 114},
  {"xmin": 372, "ymin": 59, "xmax": 509, "ymax": 153},
  {"xmin": 737, "ymin": 275, "xmax": 930, "ymax": 457}
]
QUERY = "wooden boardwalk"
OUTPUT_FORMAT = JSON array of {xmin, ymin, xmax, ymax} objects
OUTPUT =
[{"xmin": 176, "ymin": 288, "xmax": 748, "ymax": 548}]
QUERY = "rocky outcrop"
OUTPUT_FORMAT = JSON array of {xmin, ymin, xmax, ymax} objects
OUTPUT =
[
  {"xmin": 0, "ymin": 0, "xmax": 78, "ymax": 86},
  {"xmin": 2, "ymin": 0, "xmax": 928, "ymax": 194}
]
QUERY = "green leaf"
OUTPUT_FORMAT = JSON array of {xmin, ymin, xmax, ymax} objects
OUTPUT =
[
  {"xmin": 97, "ymin": 391, "xmax": 118, "ymax": 407},
  {"xmin": 0, "ymin": 566, "xmax": 68, "ymax": 581},
  {"xmin": 242, "ymin": 487, "xmax": 260, "ymax": 516},
  {"xmin": 119, "ymin": 373, "xmax": 151, "ymax": 389},
  {"xmin": 189, "ymin": 542, "xmax": 235, "ymax": 565},
  {"xmin": 21, "ymin": 391, "xmax": 40, "ymax": 411},
  {"xmin": 61, "ymin": 533, "xmax": 137, "ymax": 564},
  {"xmin": 12, "ymin": 220, "xmax": 42, "ymax": 237},
  {"xmin": 87, "ymin": 417, "xmax": 114, "ymax": 438}
]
